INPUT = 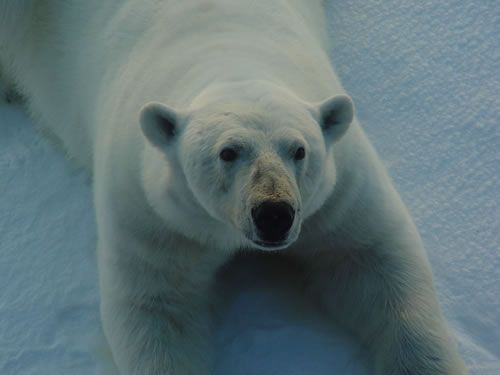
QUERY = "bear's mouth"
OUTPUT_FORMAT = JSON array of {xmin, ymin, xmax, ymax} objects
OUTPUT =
[{"xmin": 252, "ymin": 239, "xmax": 290, "ymax": 251}]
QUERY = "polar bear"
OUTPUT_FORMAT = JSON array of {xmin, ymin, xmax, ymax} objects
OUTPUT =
[{"xmin": 0, "ymin": 0, "xmax": 468, "ymax": 374}]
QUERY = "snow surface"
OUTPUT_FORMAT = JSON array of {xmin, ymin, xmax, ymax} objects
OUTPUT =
[{"xmin": 0, "ymin": 0, "xmax": 498, "ymax": 374}]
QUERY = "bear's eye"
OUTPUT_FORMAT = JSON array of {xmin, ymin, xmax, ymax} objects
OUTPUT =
[
  {"xmin": 294, "ymin": 147, "xmax": 306, "ymax": 161},
  {"xmin": 219, "ymin": 148, "xmax": 239, "ymax": 162}
]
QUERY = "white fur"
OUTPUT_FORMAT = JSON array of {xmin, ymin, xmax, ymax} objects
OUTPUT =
[{"xmin": 1, "ymin": 0, "xmax": 468, "ymax": 374}]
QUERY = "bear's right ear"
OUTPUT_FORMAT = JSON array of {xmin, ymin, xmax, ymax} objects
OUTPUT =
[
  {"xmin": 316, "ymin": 95, "xmax": 354, "ymax": 143},
  {"xmin": 140, "ymin": 102, "xmax": 184, "ymax": 149}
]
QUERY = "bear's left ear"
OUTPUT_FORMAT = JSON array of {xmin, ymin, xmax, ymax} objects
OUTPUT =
[
  {"xmin": 140, "ymin": 102, "xmax": 186, "ymax": 149},
  {"xmin": 316, "ymin": 95, "xmax": 354, "ymax": 143}
]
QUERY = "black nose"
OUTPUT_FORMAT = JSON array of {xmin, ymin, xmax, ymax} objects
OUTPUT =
[{"xmin": 252, "ymin": 201, "xmax": 295, "ymax": 243}]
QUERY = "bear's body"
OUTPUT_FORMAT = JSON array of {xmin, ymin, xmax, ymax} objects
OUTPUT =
[{"xmin": 0, "ymin": 1, "xmax": 467, "ymax": 374}]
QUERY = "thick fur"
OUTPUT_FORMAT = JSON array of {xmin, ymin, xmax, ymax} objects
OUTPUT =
[{"xmin": 1, "ymin": 0, "xmax": 468, "ymax": 374}]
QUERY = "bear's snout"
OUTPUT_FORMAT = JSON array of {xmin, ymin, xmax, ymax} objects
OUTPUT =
[{"xmin": 251, "ymin": 201, "xmax": 295, "ymax": 244}]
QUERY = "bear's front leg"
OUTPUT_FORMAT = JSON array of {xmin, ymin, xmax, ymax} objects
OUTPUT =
[
  {"xmin": 98, "ymin": 233, "xmax": 224, "ymax": 375},
  {"xmin": 301, "ymin": 240, "xmax": 468, "ymax": 375}
]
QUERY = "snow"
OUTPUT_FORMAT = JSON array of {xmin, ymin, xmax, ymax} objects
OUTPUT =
[{"xmin": 0, "ymin": 0, "xmax": 498, "ymax": 374}]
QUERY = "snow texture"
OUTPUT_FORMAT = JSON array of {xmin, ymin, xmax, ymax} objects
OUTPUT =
[{"xmin": 0, "ymin": 0, "xmax": 498, "ymax": 374}]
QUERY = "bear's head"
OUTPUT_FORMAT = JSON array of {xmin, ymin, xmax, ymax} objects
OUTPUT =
[{"xmin": 140, "ymin": 81, "xmax": 353, "ymax": 251}]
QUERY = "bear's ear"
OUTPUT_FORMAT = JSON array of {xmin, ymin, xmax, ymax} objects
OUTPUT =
[
  {"xmin": 140, "ymin": 102, "xmax": 184, "ymax": 149},
  {"xmin": 317, "ymin": 95, "xmax": 354, "ymax": 143}
]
